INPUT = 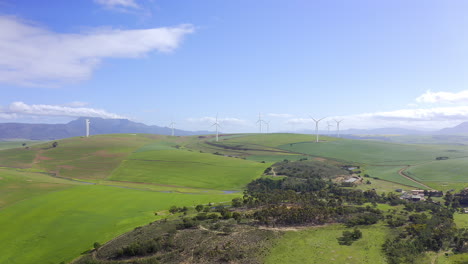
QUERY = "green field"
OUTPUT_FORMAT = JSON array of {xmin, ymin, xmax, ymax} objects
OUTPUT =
[
  {"xmin": 364, "ymin": 166, "xmax": 427, "ymax": 189},
  {"xmin": 0, "ymin": 167, "xmax": 77, "ymax": 209},
  {"xmin": 406, "ymin": 158, "xmax": 468, "ymax": 190},
  {"xmin": 265, "ymin": 224, "xmax": 390, "ymax": 264},
  {"xmin": 110, "ymin": 149, "xmax": 268, "ymax": 190},
  {"xmin": 279, "ymin": 139, "xmax": 468, "ymax": 165},
  {"xmin": 0, "ymin": 133, "xmax": 467, "ymax": 263},
  {"xmin": 0, "ymin": 140, "xmax": 43, "ymax": 150},
  {"xmin": 0, "ymin": 184, "xmax": 238, "ymax": 264}
]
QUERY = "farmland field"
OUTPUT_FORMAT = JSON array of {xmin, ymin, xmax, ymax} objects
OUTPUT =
[
  {"xmin": 109, "ymin": 149, "xmax": 268, "ymax": 190},
  {"xmin": 0, "ymin": 133, "xmax": 467, "ymax": 264},
  {"xmin": 278, "ymin": 139, "xmax": 468, "ymax": 165},
  {"xmin": 405, "ymin": 158, "xmax": 468, "ymax": 190},
  {"xmin": 0, "ymin": 184, "xmax": 238, "ymax": 264},
  {"xmin": 265, "ymin": 224, "xmax": 391, "ymax": 264}
]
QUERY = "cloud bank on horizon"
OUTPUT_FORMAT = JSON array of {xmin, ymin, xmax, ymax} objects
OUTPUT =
[
  {"xmin": 0, "ymin": 16, "xmax": 193, "ymax": 87},
  {"xmin": 0, "ymin": 102, "xmax": 125, "ymax": 120}
]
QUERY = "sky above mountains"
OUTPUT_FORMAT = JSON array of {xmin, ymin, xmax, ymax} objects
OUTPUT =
[{"xmin": 2, "ymin": 0, "xmax": 468, "ymax": 132}]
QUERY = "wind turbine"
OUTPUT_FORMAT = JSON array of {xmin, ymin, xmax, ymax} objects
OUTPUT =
[
  {"xmin": 256, "ymin": 113, "xmax": 264, "ymax": 133},
  {"xmin": 85, "ymin": 119, "xmax": 90, "ymax": 137},
  {"xmin": 211, "ymin": 114, "xmax": 221, "ymax": 142},
  {"xmin": 169, "ymin": 121, "xmax": 176, "ymax": 136},
  {"xmin": 334, "ymin": 119, "xmax": 343, "ymax": 138},
  {"xmin": 327, "ymin": 121, "xmax": 333, "ymax": 136},
  {"xmin": 309, "ymin": 116, "xmax": 325, "ymax": 143},
  {"xmin": 264, "ymin": 120, "xmax": 270, "ymax": 133}
]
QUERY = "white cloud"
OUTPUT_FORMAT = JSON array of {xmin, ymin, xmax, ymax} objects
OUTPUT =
[
  {"xmin": 416, "ymin": 90, "xmax": 468, "ymax": 104},
  {"xmin": 267, "ymin": 113, "xmax": 294, "ymax": 118},
  {"xmin": 364, "ymin": 106, "xmax": 468, "ymax": 122},
  {"xmin": 1, "ymin": 102, "xmax": 125, "ymax": 119},
  {"xmin": 94, "ymin": 0, "xmax": 139, "ymax": 9},
  {"xmin": 0, "ymin": 16, "xmax": 194, "ymax": 87}
]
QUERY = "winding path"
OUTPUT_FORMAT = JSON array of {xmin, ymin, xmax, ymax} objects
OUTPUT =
[{"xmin": 397, "ymin": 165, "xmax": 434, "ymax": 190}]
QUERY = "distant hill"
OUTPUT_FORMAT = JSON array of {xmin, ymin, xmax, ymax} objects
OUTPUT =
[
  {"xmin": 0, "ymin": 117, "xmax": 213, "ymax": 140},
  {"xmin": 437, "ymin": 121, "xmax": 468, "ymax": 135}
]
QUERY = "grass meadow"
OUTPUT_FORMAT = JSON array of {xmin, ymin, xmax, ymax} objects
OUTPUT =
[
  {"xmin": 0, "ymin": 184, "xmax": 238, "ymax": 264},
  {"xmin": 278, "ymin": 139, "xmax": 468, "ymax": 165},
  {"xmin": 110, "ymin": 149, "xmax": 268, "ymax": 190},
  {"xmin": 0, "ymin": 133, "xmax": 467, "ymax": 263},
  {"xmin": 406, "ymin": 158, "xmax": 468, "ymax": 190},
  {"xmin": 265, "ymin": 224, "xmax": 390, "ymax": 264}
]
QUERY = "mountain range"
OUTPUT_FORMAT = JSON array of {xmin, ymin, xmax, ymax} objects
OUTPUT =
[
  {"xmin": 1, "ymin": 118, "xmax": 468, "ymax": 140},
  {"xmin": 0, "ymin": 117, "xmax": 212, "ymax": 140}
]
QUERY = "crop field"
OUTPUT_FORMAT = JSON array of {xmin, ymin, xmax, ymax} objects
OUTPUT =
[
  {"xmin": 0, "ymin": 140, "xmax": 43, "ymax": 150},
  {"xmin": 219, "ymin": 133, "xmax": 336, "ymax": 147},
  {"xmin": 278, "ymin": 139, "xmax": 468, "ymax": 165},
  {"xmin": 405, "ymin": 158, "xmax": 468, "ymax": 190},
  {"xmin": 0, "ymin": 167, "xmax": 77, "ymax": 209},
  {"xmin": 364, "ymin": 166, "xmax": 427, "ymax": 189},
  {"xmin": 109, "ymin": 149, "xmax": 268, "ymax": 190},
  {"xmin": 0, "ymin": 184, "xmax": 238, "ymax": 264},
  {"xmin": 265, "ymin": 224, "xmax": 390, "ymax": 264}
]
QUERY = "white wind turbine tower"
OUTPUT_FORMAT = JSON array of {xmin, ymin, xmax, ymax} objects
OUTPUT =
[
  {"xmin": 264, "ymin": 120, "xmax": 270, "ymax": 134},
  {"xmin": 256, "ymin": 113, "xmax": 264, "ymax": 133},
  {"xmin": 334, "ymin": 119, "xmax": 343, "ymax": 138},
  {"xmin": 169, "ymin": 121, "xmax": 176, "ymax": 136},
  {"xmin": 85, "ymin": 119, "xmax": 90, "ymax": 137},
  {"xmin": 309, "ymin": 116, "xmax": 325, "ymax": 143},
  {"xmin": 211, "ymin": 114, "xmax": 221, "ymax": 142},
  {"xmin": 327, "ymin": 121, "xmax": 333, "ymax": 136}
]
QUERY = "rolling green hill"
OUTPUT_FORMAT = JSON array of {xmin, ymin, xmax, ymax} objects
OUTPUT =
[{"xmin": 0, "ymin": 133, "xmax": 467, "ymax": 263}]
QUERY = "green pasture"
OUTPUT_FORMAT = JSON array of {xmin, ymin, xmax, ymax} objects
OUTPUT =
[
  {"xmin": 364, "ymin": 166, "xmax": 427, "ymax": 189},
  {"xmin": 110, "ymin": 149, "xmax": 268, "ymax": 190},
  {"xmin": 0, "ymin": 167, "xmax": 78, "ymax": 209},
  {"xmin": 247, "ymin": 154, "xmax": 310, "ymax": 163},
  {"xmin": 25, "ymin": 135, "xmax": 159, "ymax": 179},
  {"xmin": 0, "ymin": 140, "xmax": 43, "ymax": 150},
  {"xmin": 224, "ymin": 133, "xmax": 338, "ymax": 147},
  {"xmin": 454, "ymin": 213, "xmax": 468, "ymax": 228},
  {"xmin": 265, "ymin": 224, "xmax": 390, "ymax": 264},
  {"xmin": 405, "ymin": 158, "xmax": 468, "ymax": 190},
  {"xmin": 279, "ymin": 139, "xmax": 468, "ymax": 165},
  {"xmin": 0, "ymin": 184, "xmax": 238, "ymax": 264}
]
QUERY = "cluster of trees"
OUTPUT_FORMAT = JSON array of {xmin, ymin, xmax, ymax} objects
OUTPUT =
[
  {"xmin": 337, "ymin": 228, "xmax": 362, "ymax": 245},
  {"xmin": 234, "ymin": 160, "xmax": 468, "ymax": 262},
  {"xmin": 116, "ymin": 232, "xmax": 175, "ymax": 258}
]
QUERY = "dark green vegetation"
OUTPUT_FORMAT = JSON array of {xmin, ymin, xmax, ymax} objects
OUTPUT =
[{"xmin": 0, "ymin": 133, "xmax": 467, "ymax": 263}]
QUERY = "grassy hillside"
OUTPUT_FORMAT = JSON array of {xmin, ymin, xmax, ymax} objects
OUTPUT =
[
  {"xmin": 279, "ymin": 139, "xmax": 468, "ymax": 165},
  {"xmin": 110, "ymin": 149, "xmax": 267, "ymax": 190},
  {"xmin": 0, "ymin": 133, "xmax": 467, "ymax": 264},
  {"xmin": 405, "ymin": 158, "xmax": 468, "ymax": 190},
  {"xmin": 265, "ymin": 224, "xmax": 390, "ymax": 264},
  {"xmin": 0, "ymin": 167, "xmax": 77, "ymax": 209},
  {"xmin": 0, "ymin": 184, "xmax": 238, "ymax": 264}
]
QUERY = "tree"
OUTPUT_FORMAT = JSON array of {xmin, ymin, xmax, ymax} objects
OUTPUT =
[
  {"xmin": 93, "ymin": 242, "xmax": 101, "ymax": 250},
  {"xmin": 195, "ymin": 204, "xmax": 204, "ymax": 212},
  {"xmin": 52, "ymin": 141, "xmax": 58, "ymax": 148}
]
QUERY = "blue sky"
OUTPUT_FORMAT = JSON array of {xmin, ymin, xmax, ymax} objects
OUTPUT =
[{"xmin": 2, "ymin": 0, "xmax": 468, "ymax": 132}]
